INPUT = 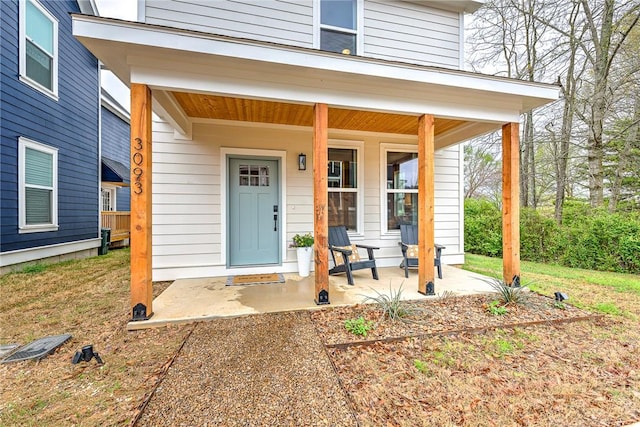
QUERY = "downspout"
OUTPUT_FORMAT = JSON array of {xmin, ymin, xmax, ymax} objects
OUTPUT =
[{"xmin": 97, "ymin": 62, "xmax": 102, "ymax": 234}]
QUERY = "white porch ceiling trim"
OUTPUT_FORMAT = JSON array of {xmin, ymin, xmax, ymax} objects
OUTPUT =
[{"xmin": 151, "ymin": 90, "xmax": 192, "ymax": 137}]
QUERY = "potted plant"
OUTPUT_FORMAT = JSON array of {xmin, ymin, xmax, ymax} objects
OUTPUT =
[{"xmin": 291, "ymin": 233, "xmax": 314, "ymax": 277}]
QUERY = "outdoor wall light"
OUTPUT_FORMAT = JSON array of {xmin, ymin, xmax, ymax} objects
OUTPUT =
[
  {"xmin": 298, "ymin": 153, "xmax": 307, "ymax": 171},
  {"xmin": 554, "ymin": 292, "xmax": 569, "ymax": 302}
]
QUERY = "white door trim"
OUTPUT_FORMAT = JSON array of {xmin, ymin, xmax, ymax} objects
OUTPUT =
[{"xmin": 220, "ymin": 147, "xmax": 287, "ymax": 267}]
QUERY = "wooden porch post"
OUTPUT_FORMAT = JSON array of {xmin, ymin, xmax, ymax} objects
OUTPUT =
[
  {"xmin": 418, "ymin": 114, "xmax": 436, "ymax": 295},
  {"xmin": 502, "ymin": 122, "xmax": 521, "ymax": 286},
  {"xmin": 130, "ymin": 84, "xmax": 153, "ymax": 320},
  {"xmin": 313, "ymin": 103, "xmax": 330, "ymax": 304}
]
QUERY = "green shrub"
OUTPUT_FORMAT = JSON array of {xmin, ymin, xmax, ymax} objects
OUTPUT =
[
  {"xmin": 563, "ymin": 211, "xmax": 640, "ymax": 273},
  {"xmin": 464, "ymin": 198, "xmax": 502, "ymax": 257},
  {"xmin": 465, "ymin": 198, "xmax": 640, "ymax": 274},
  {"xmin": 520, "ymin": 207, "xmax": 566, "ymax": 263}
]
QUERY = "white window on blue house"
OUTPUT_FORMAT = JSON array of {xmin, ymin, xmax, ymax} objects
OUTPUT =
[
  {"xmin": 19, "ymin": 0, "xmax": 58, "ymax": 98},
  {"xmin": 318, "ymin": 0, "xmax": 362, "ymax": 55},
  {"xmin": 19, "ymin": 137, "xmax": 58, "ymax": 233},
  {"xmin": 101, "ymin": 187, "xmax": 116, "ymax": 212}
]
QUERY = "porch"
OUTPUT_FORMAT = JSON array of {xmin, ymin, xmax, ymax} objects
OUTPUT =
[
  {"xmin": 72, "ymin": 15, "xmax": 559, "ymax": 323},
  {"xmin": 100, "ymin": 211, "xmax": 130, "ymax": 244},
  {"xmin": 127, "ymin": 265, "xmax": 495, "ymax": 330}
]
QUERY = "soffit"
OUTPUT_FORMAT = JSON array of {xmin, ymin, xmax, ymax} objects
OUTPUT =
[{"xmin": 172, "ymin": 92, "xmax": 467, "ymax": 136}]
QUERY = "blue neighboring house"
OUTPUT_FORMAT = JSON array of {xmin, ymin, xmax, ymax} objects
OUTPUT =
[
  {"xmin": 0, "ymin": 0, "xmax": 112, "ymax": 272},
  {"xmin": 100, "ymin": 87, "xmax": 131, "ymax": 245}
]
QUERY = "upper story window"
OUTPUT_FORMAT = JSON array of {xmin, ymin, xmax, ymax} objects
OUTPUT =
[
  {"xmin": 19, "ymin": 0, "xmax": 58, "ymax": 98},
  {"xmin": 319, "ymin": 0, "xmax": 361, "ymax": 55},
  {"xmin": 380, "ymin": 144, "xmax": 419, "ymax": 234},
  {"xmin": 19, "ymin": 137, "xmax": 59, "ymax": 233},
  {"xmin": 328, "ymin": 140, "xmax": 364, "ymax": 234}
]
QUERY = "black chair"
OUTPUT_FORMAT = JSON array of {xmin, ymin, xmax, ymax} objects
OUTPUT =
[
  {"xmin": 328, "ymin": 226, "xmax": 379, "ymax": 285},
  {"xmin": 398, "ymin": 224, "xmax": 445, "ymax": 279}
]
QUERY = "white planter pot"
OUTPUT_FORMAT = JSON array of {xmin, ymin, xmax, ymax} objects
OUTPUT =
[{"xmin": 296, "ymin": 247, "xmax": 313, "ymax": 277}]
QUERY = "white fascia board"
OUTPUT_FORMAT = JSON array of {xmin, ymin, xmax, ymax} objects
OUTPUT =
[
  {"xmin": 132, "ymin": 64, "xmax": 523, "ymax": 124},
  {"xmin": 72, "ymin": 15, "xmax": 559, "ymax": 109}
]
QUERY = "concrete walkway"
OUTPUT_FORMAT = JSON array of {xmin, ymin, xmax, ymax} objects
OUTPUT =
[{"xmin": 128, "ymin": 265, "xmax": 494, "ymax": 330}]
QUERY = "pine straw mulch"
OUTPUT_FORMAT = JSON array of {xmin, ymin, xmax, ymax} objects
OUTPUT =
[
  {"xmin": 311, "ymin": 292, "xmax": 593, "ymax": 346},
  {"xmin": 309, "ymin": 293, "xmax": 640, "ymax": 426}
]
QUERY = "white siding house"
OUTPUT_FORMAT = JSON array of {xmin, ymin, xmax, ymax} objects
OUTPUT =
[
  {"xmin": 142, "ymin": 0, "xmax": 465, "ymax": 69},
  {"xmin": 144, "ymin": 1, "xmax": 315, "ymax": 48},
  {"xmin": 363, "ymin": 1, "xmax": 461, "ymax": 68},
  {"xmin": 150, "ymin": 120, "xmax": 465, "ymax": 281},
  {"xmin": 72, "ymin": 0, "xmax": 559, "ymax": 321}
]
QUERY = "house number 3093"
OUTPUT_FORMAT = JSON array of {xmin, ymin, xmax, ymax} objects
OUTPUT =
[{"xmin": 133, "ymin": 137, "xmax": 144, "ymax": 195}]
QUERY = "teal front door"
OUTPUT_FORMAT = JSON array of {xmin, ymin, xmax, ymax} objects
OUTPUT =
[{"xmin": 228, "ymin": 157, "xmax": 280, "ymax": 266}]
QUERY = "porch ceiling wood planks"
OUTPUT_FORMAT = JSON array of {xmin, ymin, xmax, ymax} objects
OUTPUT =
[
  {"xmin": 171, "ymin": 91, "xmax": 467, "ymax": 136},
  {"xmin": 172, "ymin": 92, "xmax": 314, "ymax": 126}
]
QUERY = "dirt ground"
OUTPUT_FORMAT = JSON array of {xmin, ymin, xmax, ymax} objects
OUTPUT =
[
  {"xmin": 1, "ymin": 250, "xmax": 639, "ymax": 426},
  {"xmin": 312, "ymin": 295, "xmax": 640, "ymax": 426}
]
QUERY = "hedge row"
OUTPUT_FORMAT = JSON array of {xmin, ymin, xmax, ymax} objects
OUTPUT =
[{"xmin": 464, "ymin": 199, "xmax": 640, "ymax": 274}]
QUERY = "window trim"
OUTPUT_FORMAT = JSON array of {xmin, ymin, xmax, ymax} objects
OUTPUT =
[
  {"xmin": 313, "ymin": 0, "xmax": 364, "ymax": 55},
  {"xmin": 328, "ymin": 139, "xmax": 364, "ymax": 236},
  {"xmin": 18, "ymin": 137, "xmax": 59, "ymax": 233},
  {"xmin": 380, "ymin": 143, "xmax": 419, "ymax": 236},
  {"xmin": 19, "ymin": 0, "xmax": 59, "ymax": 100}
]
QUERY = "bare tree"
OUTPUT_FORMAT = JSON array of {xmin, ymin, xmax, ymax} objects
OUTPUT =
[
  {"xmin": 553, "ymin": 2, "xmax": 587, "ymax": 222},
  {"xmin": 532, "ymin": 0, "xmax": 640, "ymax": 207},
  {"xmin": 581, "ymin": 0, "xmax": 639, "ymax": 206},
  {"xmin": 467, "ymin": 0, "xmax": 551, "ymax": 208},
  {"xmin": 467, "ymin": 0, "xmax": 640, "ymax": 216},
  {"xmin": 464, "ymin": 136, "xmax": 501, "ymax": 200}
]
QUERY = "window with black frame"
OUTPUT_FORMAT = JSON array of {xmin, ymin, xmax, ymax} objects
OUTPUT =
[
  {"xmin": 386, "ymin": 151, "xmax": 418, "ymax": 231},
  {"xmin": 328, "ymin": 148, "xmax": 358, "ymax": 230}
]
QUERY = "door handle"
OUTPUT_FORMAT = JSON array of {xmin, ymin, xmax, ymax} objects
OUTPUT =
[{"xmin": 273, "ymin": 205, "xmax": 278, "ymax": 231}]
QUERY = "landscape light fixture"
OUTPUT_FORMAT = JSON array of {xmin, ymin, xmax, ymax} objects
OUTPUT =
[
  {"xmin": 554, "ymin": 292, "xmax": 569, "ymax": 302},
  {"xmin": 72, "ymin": 344, "xmax": 104, "ymax": 365},
  {"xmin": 298, "ymin": 153, "xmax": 306, "ymax": 171}
]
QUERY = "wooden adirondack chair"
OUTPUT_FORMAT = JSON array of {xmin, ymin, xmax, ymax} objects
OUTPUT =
[
  {"xmin": 398, "ymin": 224, "xmax": 445, "ymax": 279},
  {"xmin": 328, "ymin": 226, "xmax": 379, "ymax": 285}
]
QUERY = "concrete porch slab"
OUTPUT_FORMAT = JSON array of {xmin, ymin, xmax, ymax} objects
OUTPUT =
[{"xmin": 127, "ymin": 265, "xmax": 495, "ymax": 330}]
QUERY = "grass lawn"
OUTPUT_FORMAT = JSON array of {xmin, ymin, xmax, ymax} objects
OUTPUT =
[
  {"xmin": 463, "ymin": 253, "xmax": 640, "ymax": 320},
  {"xmin": 0, "ymin": 248, "xmax": 190, "ymax": 426},
  {"xmin": 1, "ymin": 250, "xmax": 639, "ymax": 425}
]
